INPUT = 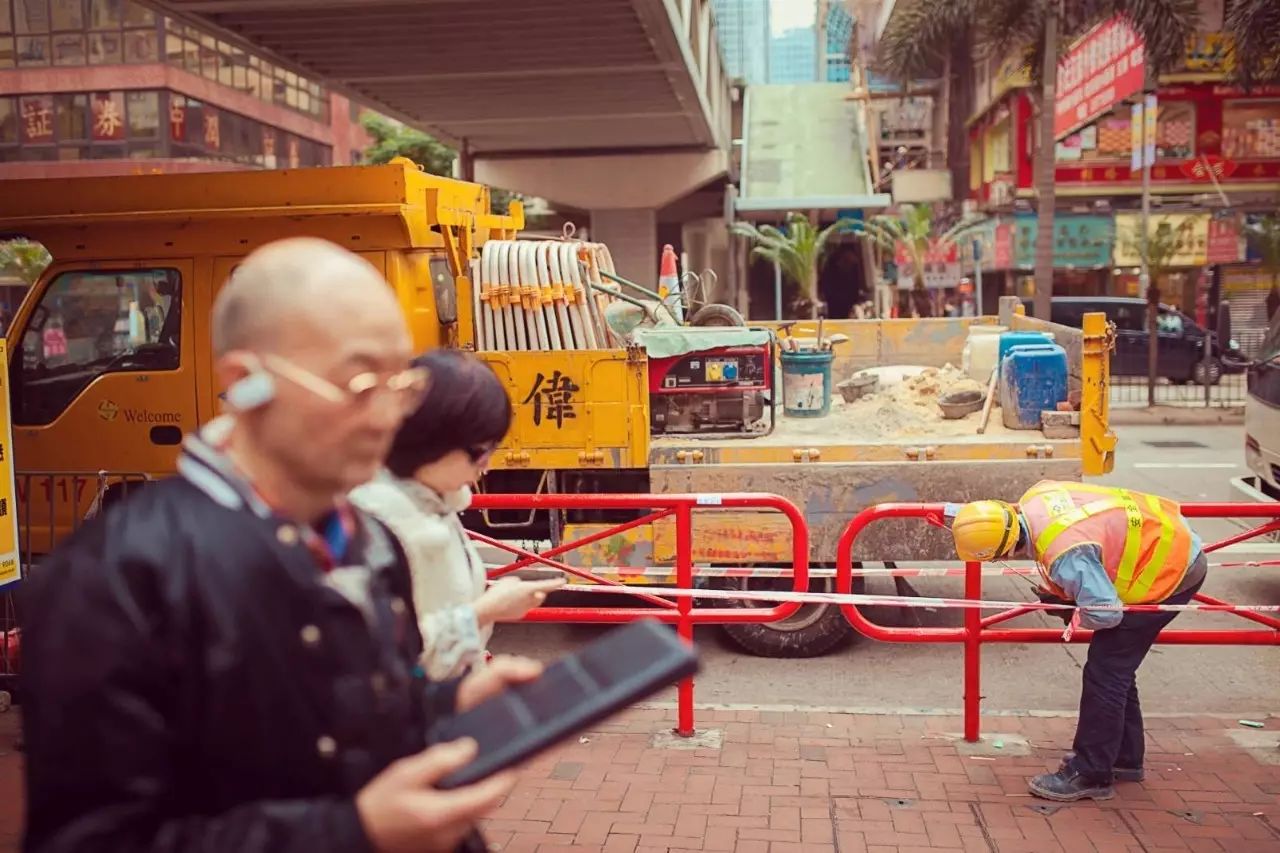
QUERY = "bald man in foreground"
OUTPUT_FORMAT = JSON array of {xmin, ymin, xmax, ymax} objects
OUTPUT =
[{"xmin": 22, "ymin": 238, "xmax": 542, "ymax": 853}]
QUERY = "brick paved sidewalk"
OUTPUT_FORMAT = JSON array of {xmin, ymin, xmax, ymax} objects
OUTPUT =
[
  {"xmin": 2, "ymin": 706, "xmax": 1278, "ymax": 852},
  {"xmin": 486, "ymin": 706, "xmax": 1280, "ymax": 853}
]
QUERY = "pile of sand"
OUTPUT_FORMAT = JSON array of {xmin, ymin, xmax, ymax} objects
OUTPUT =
[{"xmin": 834, "ymin": 364, "xmax": 988, "ymax": 438}]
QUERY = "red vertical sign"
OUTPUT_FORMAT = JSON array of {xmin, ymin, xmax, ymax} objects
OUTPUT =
[
  {"xmin": 91, "ymin": 92, "xmax": 125, "ymax": 141},
  {"xmin": 1206, "ymin": 216, "xmax": 1242, "ymax": 264},
  {"xmin": 169, "ymin": 98, "xmax": 186, "ymax": 142},
  {"xmin": 19, "ymin": 96, "xmax": 54, "ymax": 144}
]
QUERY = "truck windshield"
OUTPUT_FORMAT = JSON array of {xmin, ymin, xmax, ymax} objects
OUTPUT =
[{"xmin": 13, "ymin": 268, "xmax": 181, "ymax": 426}]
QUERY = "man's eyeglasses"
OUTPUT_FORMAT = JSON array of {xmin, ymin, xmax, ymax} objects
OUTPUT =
[{"xmin": 261, "ymin": 353, "xmax": 429, "ymax": 413}]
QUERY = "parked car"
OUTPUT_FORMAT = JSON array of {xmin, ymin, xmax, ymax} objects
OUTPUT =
[{"xmin": 1021, "ymin": 296, "xmax": 1245, "ymax": 385}]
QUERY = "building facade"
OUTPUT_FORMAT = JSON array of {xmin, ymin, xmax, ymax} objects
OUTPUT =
[
  {"xmin": 712, "ymin": 0, "xmax": 770, "ymax": 84},
  {"xmin": 768, "ymin": 25, "xmax": 817, "ymax": 83},
  {"xmin": 0, "ymin": 0, "xmax": 370, "ymax": 179}
]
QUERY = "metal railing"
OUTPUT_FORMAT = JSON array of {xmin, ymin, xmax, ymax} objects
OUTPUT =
[
  {"xmin": 471, "ymin": 492, "xmax": 809, "ymax": 736},
  {"xmin": 835, "ymin": 502, "xmax": 1280, "ymax": 742}
]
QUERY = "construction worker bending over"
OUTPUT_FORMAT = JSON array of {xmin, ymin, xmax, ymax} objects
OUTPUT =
[{"xmin": 948, "ymin": 481, "xmax": 1205, "ymax": 803}]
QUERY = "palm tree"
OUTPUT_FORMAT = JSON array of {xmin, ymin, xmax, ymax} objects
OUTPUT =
[
  {"xmin": 731, "ymin": 214, "xmax": 855, "ymax": 319},
  {"xmin": 855, "ymin": 204, "xmax": 965, "ymax": 318},
  {"xmin": 1225, "ymin": 0, "xmax": 1280, "ymax": 88},
  {"xmin": 1119, "ymin": 215, "xmax": 1197, "ymax": 402},
  {"xmin": 876, "ymin": 0, "xmax": 1198, "ymax": 322}
]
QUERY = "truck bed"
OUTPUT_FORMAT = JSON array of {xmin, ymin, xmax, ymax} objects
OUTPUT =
[{"xmin": 650, "ymin": 365, "xmax": 1074, "ymax": 466}]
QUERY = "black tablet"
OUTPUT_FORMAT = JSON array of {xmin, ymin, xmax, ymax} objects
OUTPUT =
[{"xmin": 429, "ymin": 619, "xmax": 699, "ymax": 789}]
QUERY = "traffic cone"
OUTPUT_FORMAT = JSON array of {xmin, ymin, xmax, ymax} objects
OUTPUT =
[{"xmin": 657, "ymin": 244, "xmax": 683, "ymax": 323}]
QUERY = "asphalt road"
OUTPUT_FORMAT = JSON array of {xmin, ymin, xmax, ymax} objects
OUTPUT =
[{"xmin": 488, "ymin": 421, "xmax": 1280, "ymax": 716}]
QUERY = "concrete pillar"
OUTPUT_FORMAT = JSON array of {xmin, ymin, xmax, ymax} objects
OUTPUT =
[{"xmin": 590, "ymin": 208, "xmax": 658, "ymax": 287}]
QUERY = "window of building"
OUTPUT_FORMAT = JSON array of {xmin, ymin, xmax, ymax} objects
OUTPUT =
[
  {"xmin": 88, "ymin": 0, "xmax": 119, "ymax": 29},
  {"xmin": 0, "ymin": 1, "xmax": 9, "ymax": 33},
  {"xmin": 50, "ymin": 30, "xmax": 81, "ymax": 63},
  {"xmin": 0, "ymin": 97, "xmax": 18, "ymax": 144},
  {"xmin": 87, "ymin": 28, "xmax": 119, "ymax": 63},
  {"xmin": 14, "ymin": 268, "xmax": 182, "ymax": 426},
  {"xmin": 0, "ymin": 37, "xmax": 13, "ymax": 66},
  {"xmin": 126, "ymin": 90, "xmax": 157, "ymax": 137},
  {"xmin": 1155, "ymin": 100, "xmax": 1194, "ymax": 159},
  {"xmin": 198, "ymin": 33, "xmax": 216, "ymax": 78},
  {"xmin": 17, "ymin": 34, "xmax": 49, "ymax": 64},
  {"xmin": 121, "ymin": 1, "xmax": 150, "ymax": 26},
  {"xmin": 53, "ymin": 92, "xmax": 87, "ymax": 139},
  {"xmin": 162, "ymin": 28, "xmax": 178, "ymax": 64},
  {"xmin": 51, "ymin": 0, "xmax": 84, "ymax": 31},
  {"xmin": 1223, "ymin": 100, "xmax": 1280, "ymax": 159},
  {"xmin": 122, "ymin": 25, "xmax": 152, "ymax": 61},
  {"xmin": 14, "ymin": 0, "xmax": 50, "ymax": 33}
]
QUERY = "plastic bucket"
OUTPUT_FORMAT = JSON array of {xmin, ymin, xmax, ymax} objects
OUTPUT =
[{"xmin": 780, "ymin": 349, "xmax": 833, "ymax": 417}]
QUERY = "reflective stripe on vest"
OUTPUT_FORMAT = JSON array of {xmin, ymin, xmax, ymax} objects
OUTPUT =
[
  {"xmin": 1034, "ymin": 490, "xmax": 1145, "ymax": 593},
  {"xmin": 1023, "ymin": 482, "xmax": 1189, "ymax": 604}
]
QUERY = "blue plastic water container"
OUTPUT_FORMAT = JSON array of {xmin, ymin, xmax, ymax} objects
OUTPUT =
[
  {"xmin": 1000, "ymin": 343, "xmax": 1068, "ymax": 430},
  {"xmin": 996, "ymin": 331, "xmax": 1055, "ymax": 372}
]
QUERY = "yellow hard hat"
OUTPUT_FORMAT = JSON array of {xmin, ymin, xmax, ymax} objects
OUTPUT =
[{"xmin": 951, "ymin": 500, "xmax": 1019, "ymax": 561}]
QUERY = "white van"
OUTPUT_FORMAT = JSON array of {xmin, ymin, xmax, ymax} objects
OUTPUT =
[{"xmin": 1236, "ymin": 308, "xmax": 1280, "ymax": 505}]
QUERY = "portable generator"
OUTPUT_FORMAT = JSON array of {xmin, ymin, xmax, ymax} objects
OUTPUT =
[{"xmin": 641, "ymin": 327, "xmax": 775, "ymax": 436}]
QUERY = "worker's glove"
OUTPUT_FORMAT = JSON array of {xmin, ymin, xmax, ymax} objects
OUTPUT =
[{"xmin": 1035, "ymin": 588, "xmax": 1073, "ymax": 625}]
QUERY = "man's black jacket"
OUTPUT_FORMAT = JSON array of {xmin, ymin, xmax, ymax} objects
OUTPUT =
[{"xmin": 21, "ymin": 477, "xmax": 461, "ymax": 852}]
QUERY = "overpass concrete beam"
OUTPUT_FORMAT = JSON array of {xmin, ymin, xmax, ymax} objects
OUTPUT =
[{"xmin": 475, "ymin": 150, "xmax": 728, "ymax": 213}]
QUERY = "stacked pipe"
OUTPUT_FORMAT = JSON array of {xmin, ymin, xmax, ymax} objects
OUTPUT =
[{"xmin": 473, "ymin": 240, "xmax": 623, "ymax": 352}]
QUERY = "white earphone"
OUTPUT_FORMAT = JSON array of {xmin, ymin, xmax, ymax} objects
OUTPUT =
[{"xmin": 224, "ymin": 356, "xmax": 277, "ymax": 411}]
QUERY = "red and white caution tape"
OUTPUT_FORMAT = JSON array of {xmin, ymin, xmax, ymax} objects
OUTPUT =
[{"xmin": 558, "ymin": 582, "xmax": 1280, "ymax": 614}]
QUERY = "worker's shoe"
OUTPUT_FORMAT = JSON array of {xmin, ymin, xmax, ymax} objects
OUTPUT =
[
  {"xmin": 1029, "ymin": 768, "xmax": 1115, "ymax": 802},
  {"xmin": 1060, "ymin": 753, "xmax": 1144, "ymax": 783}
]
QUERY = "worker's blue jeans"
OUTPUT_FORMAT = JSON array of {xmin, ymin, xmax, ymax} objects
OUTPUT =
[{"xmin": 1069, "ymin": 563, "xmax": 1206, "ymax": 782}]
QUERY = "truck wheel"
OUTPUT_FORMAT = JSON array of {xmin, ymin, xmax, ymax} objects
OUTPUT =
[
  {"xmin": 718, "ymin": 576, "xmax": 857, "ymax": 658},
  {"xmin": 1191, "ymin": 358, "xmax": 1222, "ymax": 386}
]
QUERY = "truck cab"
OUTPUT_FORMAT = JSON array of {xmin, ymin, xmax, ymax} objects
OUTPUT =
[{"xmin": 0, "ymin": 160, "xmax": 524, "ymax": 552}]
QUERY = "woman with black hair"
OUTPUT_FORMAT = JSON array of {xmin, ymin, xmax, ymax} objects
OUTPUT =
[{"xmin": 351, "ymin": 349, "xmax": 563, "ymax": 679}]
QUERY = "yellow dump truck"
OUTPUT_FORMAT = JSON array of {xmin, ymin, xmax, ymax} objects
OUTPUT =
[{"xmin": 0, "ymin": 160, "xmax": 1116, "ymax": 657}]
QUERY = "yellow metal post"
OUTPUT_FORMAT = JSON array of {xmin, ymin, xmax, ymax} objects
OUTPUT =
[{"xmin": 1081, "ymin": 311, "xmax": 1117, "ymax": 475}]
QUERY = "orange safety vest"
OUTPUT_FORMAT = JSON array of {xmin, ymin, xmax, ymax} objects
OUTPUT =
[{"xmin": 1019, "ymin": 480, "xmax": 1193, "ymax": 604}]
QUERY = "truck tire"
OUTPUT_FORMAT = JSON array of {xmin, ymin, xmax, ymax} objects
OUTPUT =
[
  {"xmin": 689, "ymin": 303, "xmax": 746, "ymax": 327},
  {"xmin": 718, "ymin": 576, "xmax": 857, "ymax": 658},
  {"xmin": 1191, "ymin": 358, "xmax": 1222, "ymax": 386}
]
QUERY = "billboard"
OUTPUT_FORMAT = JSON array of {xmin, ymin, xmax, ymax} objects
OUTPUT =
[{"xmin": 1055, "ymin": 16, "xmax": 1146, "ymax": 140}]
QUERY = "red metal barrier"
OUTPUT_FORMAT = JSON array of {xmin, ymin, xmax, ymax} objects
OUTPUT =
[
  {"xmin": 835, "ymin": 502, "xmax": 1280, "ymax": 743},
  {"xmin": 470, "ymin": 492, "xmax": 810, "ymax": 735}
]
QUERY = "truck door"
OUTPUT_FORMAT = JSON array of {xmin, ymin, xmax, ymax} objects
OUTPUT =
[{"xmin": 9, "ymin": 262, "xmax": 198, "ymax": 543}]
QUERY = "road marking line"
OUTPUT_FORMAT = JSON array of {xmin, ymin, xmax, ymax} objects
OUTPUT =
[{"xmin": 1131, "ymin": 463, "xmax": 1240, "ymax": 469}]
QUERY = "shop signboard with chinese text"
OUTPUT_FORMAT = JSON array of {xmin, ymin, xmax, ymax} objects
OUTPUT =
[
  {"xmin": 958, "ymin": 219, "xmax": 1017, "ymax": 272},
  {"xmin": 1055, "ymin": 16, "xmax": 1145, "ymax": 140},
  {"xmin": 1206, "ymin": 215, "xmax": 1243, "ymax": 264},
  {"xmin": 1013, "ymin": 215, "xmax": 1114, "ymax": 270},
  {"xmin": 895, "ymin": 240, "xmax": 960, "ymax": 289},
  {"xmin": 1113, "ymin": 213, "xmax": 1209, "ymax": 267}
]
